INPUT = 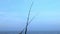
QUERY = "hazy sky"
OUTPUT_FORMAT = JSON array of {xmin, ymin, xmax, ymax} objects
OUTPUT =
[{"xmin": 0, "ymin": 0, "xmax": 60, "ymax": 31}]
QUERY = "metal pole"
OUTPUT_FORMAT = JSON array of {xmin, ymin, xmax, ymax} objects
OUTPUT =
[{"xmin": 25, "ymin": 2, "xmax": 33, "ymax": 34}]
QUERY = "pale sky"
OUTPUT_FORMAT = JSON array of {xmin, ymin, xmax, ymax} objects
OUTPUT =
[{"xmin": 0, "ymin": 0, "xmax": 60, "ymax": 31}]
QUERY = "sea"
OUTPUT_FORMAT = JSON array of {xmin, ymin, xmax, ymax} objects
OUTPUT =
[{"xmin": 0, "ymin": 31, "xmax": 60, "ymax": 34}]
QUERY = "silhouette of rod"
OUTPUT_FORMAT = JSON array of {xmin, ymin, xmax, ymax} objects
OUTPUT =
[
  {"xmin": 25, "ymin": 2, "xmax": 33, "ymax": 34},
  {"xmin": 19, "ymin": 1, "xmax": 34, "ymax": 34}
]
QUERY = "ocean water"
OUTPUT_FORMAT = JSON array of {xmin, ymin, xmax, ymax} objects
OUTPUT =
[
  {"xmin": 0, "ymin": 31, "xmax": 60, "ymax": 34},
  {"xmin": 0, "ymin": 31, "xmax": 19, "ymax": 34}
]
